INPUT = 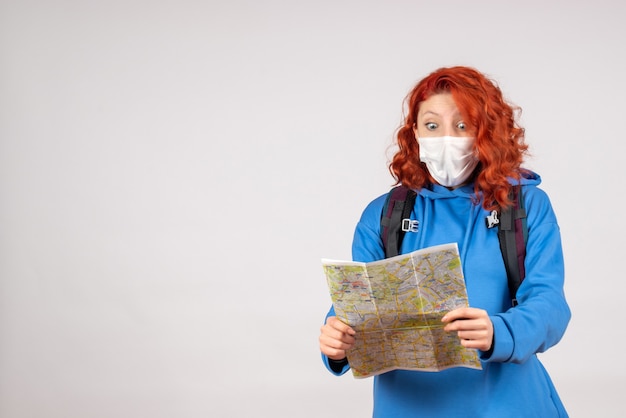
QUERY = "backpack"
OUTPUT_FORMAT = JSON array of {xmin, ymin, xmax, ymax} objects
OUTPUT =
[{"xmin": 380, "ymin": 185, "xmax": 528, "ymax": 306}]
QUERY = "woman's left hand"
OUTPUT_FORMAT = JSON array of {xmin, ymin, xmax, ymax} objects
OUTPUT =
[{"xmin": 442, "ymin": 307, "xmax": 494, "ymax": 351}]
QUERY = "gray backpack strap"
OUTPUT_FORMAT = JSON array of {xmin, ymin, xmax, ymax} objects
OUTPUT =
[
  {"xmin": 381, "ymin": 186, "xmax": 417, "ymax": 258},
  {"xmin": 497, "ymin": 185, "xmax": 528, "ymax": 306}
]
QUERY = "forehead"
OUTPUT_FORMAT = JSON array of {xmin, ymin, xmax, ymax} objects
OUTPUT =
[{"xmin": 418, "ymin": 93, "xmax": 461, "ymax": 117}]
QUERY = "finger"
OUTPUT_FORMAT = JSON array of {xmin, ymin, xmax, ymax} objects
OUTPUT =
[
  {"xmin": 459, "ymin": 336, "xmax": 491, "ymax": 351},
  {"xmin": 321, "ymin": 345, "xmax": 348, "ymax": 360},
  {"xmin": 442, "ymin": 307, "xmax": 486, "ymax": 323},
  {"xmin": 441, "ymin": 307, "xmax": 469, "ymax": 323},
  {"xmin": 319, "ymin": 335, "xmax": 355, "ymax": 360},
  {"xmin": 457, "ymin": 329, "xmax": 488, "ymax": 340},
  {"xmin": 327, "ymin": 317, "xmax": 356, "ymax": 335},
  {"xmin": 319, "ymin": 337, "xmax": 346, "ymax": 359},
  {"xmin": 320, "ymin": 324, "xmax": 356, "ymax": 344},
  {"xmin": 443, "ymin": 317, "xmax": 472, "ymax": 331},
  {"xmin": 445, "ymin": 317, "xmax": 487, "ymax": 330},
  {"xmin": 319, "ymin": 333, "xmax": 354, "ymax": 350}
]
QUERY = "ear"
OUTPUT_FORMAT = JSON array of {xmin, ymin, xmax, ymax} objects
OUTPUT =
[{"xmin": 412, "ymin": 124, "xmax": 419, "ymax": 139}]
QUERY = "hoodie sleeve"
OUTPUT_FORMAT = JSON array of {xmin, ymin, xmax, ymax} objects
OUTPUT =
[{"xmin": 482, "ymin": 186, "xmax": 571, "ymax": 363}]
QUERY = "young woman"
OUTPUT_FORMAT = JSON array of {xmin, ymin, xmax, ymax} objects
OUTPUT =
[{"xmin": 319, "ymin": 66, "xmax": 571, "ymax": 417}]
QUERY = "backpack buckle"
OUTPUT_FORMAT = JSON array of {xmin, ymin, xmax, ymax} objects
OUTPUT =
[{"xmin": 401, "ymin": 218, "xmax": 419, "ymax": 233}]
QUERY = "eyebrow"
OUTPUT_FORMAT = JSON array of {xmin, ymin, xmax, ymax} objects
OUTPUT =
[{"xmin": 419, "ymin": 110, "xmax": 463, "ymax": 118}]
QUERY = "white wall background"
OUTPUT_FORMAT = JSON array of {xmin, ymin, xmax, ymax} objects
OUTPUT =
[{"xmin": 1, "ymin": 1, "xmax": 624, "ymax": 417}]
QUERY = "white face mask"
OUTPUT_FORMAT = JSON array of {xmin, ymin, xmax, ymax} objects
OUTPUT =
[{"xmin": 418, "ymin": 136, "xmax": 478, "ymax": 187}]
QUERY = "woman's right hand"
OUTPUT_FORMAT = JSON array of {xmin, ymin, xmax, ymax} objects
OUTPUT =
[{"xmin": 319, "ymin": 316, "xmax": 356, "ymax": 361}]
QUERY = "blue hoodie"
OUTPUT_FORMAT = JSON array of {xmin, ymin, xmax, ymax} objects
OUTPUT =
[{"xmin": 322, "ymin": 173, "xmax": 571, "ymax": 417}]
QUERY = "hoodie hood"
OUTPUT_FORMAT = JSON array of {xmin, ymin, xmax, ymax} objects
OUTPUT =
[
  {"xmin": 417, "ymin": 170, "xmax": 542, "ymax": 200},
  {"xmin": 513, "ymin": 170, "xmax": 541, "ymax": 187}
]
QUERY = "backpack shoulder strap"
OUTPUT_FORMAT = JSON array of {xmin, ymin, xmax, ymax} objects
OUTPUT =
[
  {"xmin": 497, "ymin": 185, "xmax": 528, "ymax": 306},
  {"xmin": 381, "ymin": 185, "xmax": 417, "ymax": 258}
]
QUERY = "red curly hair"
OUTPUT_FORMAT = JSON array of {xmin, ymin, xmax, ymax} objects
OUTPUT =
[{"xmin": 390, "ymin": 66, "xmax": 529, "ymax": 211}]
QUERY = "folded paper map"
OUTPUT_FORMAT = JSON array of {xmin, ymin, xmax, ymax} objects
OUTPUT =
[{"xmin": 322, "ymin": 242, "xmax": 482, "ymax": 378}]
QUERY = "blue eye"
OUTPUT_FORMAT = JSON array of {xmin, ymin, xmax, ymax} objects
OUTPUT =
[
  {"xmin": 457, "ymin": 122, "xmax": 466, "ymax": 130},
  {"xmin": 426, "ymin": 122, "xmax": 437, "ymax": 130}
]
